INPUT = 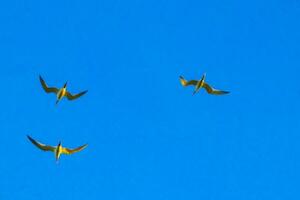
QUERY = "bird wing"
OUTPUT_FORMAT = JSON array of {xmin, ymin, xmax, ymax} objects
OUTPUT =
[
  {"xmin": 39, "ymin": 75, "xmax": 59, "ymax": 94},
  {"xmin": 27, "ymin": 135, "xmax": 55, "ymax": 152},
  {"xmin": 179, "ymin": 76, "xmax": 198, "ymax": 86},
  {"xmin": 203, "ymin": 83, "xmax": 229, "ymax": 95},
  {"xmin": 62, "ymin": 144, "xmax": 88, "ymax": 155},
  {"xmin": 65, "ymin": 90, "xmax": 88, "ymax": 101}
]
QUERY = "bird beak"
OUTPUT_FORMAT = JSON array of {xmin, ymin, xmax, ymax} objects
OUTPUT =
[{"xmin": 63, "ymin": 82, "xmax": 68, "ymax": 88}]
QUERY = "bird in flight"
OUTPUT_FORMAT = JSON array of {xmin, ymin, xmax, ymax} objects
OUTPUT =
[
  {"xmin": 39, "ymin": 75, "xmax": 88, "ymax": 104},
  {"xmin": 27, "ymin": 135, "xmax": 88, "ymax": 162},
  {"xmin": 179, "ymin": 73, "xmax": 229, "ymax": 95}
]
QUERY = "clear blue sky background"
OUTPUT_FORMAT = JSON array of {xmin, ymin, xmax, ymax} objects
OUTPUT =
[{"xmin": 0, "ymin": 0, "xmax": 299, "ymax": 199}]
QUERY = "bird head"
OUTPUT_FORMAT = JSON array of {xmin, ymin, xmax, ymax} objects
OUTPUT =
[
  {"xmin": 201, "ymin": 73, "xmax": 206, "ymax": 80},
  {"xmin": 63, "ymin": 82, "xmax": 68, "ymax": 88}
]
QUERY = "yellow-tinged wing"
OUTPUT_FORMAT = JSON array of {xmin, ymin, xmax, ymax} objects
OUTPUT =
[
  {"xmin": 39, "ymin": 75, "xmax": 59, "ymax": 94},
  {"xmin": 179, "ymin": 76, "xmax": 198, "ymax": 86},
  {"xmin": 203, "ymin": 83, "xmax": 229, "ymax": 95},
  {"xmin": 62, "ymin": 144, "xmax": 88, "ymax": 155},
  {"xmin": 65, "ymin": 90, "xmax": 88, "ymax": 101},
  {"xmin": 27, "ymin": 135, "xmax": 55, "ymax": 152}
]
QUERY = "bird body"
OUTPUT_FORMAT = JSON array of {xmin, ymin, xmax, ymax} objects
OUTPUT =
[
  {"xmin": 56, "ymin": 84, "xmax": 67, "ymax": 104},
  {"xmin": 27, "ymin": 135, "xmax": 87, "ymax": 162},
  {"xmin": 179, "ymin": 73, "xmax": 229, "ymax": 95},
  {"xmin": 193, "ymin": 73, "xmax": 206, "ymax": 95},
  {"xmin": 55, "ymin": 142, "xmax": 63, "ymax": 161},
  {"xmin": 39, "ymin": 75, "xmax": 88, "ymax": 104}
]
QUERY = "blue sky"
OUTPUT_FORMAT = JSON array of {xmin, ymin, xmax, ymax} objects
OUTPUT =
[{"xmin": 0, "ymin": 0, "xmax": 299, "ymax": 199}]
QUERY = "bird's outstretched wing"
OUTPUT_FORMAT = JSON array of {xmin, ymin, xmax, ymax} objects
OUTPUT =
[
  {"xmin": 39, "ymin": 75, "xmax": 59, "ymax": 94},
  {"xmin": 203, "ymin": 83, "xmax": 229, "ymax": 95},
  {"xmin": 62, "ymin": 144, "xmax": 88, "ymax": 155},
  {"xmin": 179, "ymin": 76, "xmax": 198, "ymax": 86},
  {"xmin": 65, "ymin": 90, "xmax": 88, "ymax": 101},
  {"xmin": 27, "ymin": 135, "xmax": 55, "ymax": 152}
]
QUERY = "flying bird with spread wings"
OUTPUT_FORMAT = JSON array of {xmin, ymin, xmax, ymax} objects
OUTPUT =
[
  {"xmin": 27, "ymin": 135, "xmax": 88, "ymax": 162},
  {"xmin": 39, "ymin": 75, "xmax": 88, "ymax": 104},
  {"xmin": 179, "ymin": 73, "xmax": 229, "ymax": 95}
]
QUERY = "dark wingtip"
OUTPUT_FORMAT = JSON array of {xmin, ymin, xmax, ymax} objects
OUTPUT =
[
  {"xmin": 39, "ymin": 75, "xmax": 45, "ymax": 85},
  {"xmin": 27, "ymin": 135, "xmax": 34, "ymax": 143},
  {"xmin": 82, "ymin": 90, "xmax": 88, "ymax": 95}
]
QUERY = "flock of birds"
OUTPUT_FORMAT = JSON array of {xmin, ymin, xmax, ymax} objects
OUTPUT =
[
  {"xmin": 27, "ymin": 73, "xmax": 229, "ymax": 163},
  {"xmin": 27, "ymin": 75, "xmax": 89, "ymax": 162}
]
